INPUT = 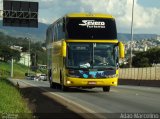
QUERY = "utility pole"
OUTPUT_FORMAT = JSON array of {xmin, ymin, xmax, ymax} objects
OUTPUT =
[
  {"xmin": 11, "ymin": 57, "xmax": 13, "ymax": 78},
  {"xmin": 130, "ymin": 0, "xmax": 135, "ymax": 68},
  {"xmin": 27, "ymin": 37, "xmax": 31, "ymax": 75},
  {"xmin": 35, "ymin": 53, "xmax": 37, "ymax": 67}
]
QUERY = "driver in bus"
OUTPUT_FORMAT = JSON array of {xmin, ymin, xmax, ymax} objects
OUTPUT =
[
  {"xmin": 79, "ymin": 56, "xmax": 91, "ymax": 68},
  {"xmin": 106, "ymin": 47, "xmax": 115, "ymax": 66}
]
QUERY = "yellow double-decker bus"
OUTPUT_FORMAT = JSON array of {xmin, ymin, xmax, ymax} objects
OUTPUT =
[{"xmin": 46, "ymin": 13, "xmax": 124, "ymax": 92}]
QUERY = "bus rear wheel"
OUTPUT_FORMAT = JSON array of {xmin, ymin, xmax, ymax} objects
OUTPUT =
[
  {"xmin": 60, "ymin": 72, "xmax": 68, "ymax": 91},
  {"xmin": 50, "ymin": 82, "xmax": 57, "ymax": 89},
  {"xmin": 49, "ymin": 70, "xmax": 57, "ymax": 89},
  {"xmin": 103, "ymin": 86, "xmax": 110, "ymax": 92},
  {"xmin": 61, "ymin": 84, "xmax": 68, "ymax": 91}
]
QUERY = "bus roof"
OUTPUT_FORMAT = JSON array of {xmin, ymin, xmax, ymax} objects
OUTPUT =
[
  {"xmin": 47, "ymin": 13, "xmax": 115, "ymax": 29},
  {"xmin": 66, "ymin": 13, "xmax": 114, "ymax": 19}
]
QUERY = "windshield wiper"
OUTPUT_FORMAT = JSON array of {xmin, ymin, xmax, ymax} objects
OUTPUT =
[
  {"xmin": 105, "ymin": 67, "xmax": 115, "ymax": 70},
  {"xmin": 93, "ymin": 66, "xmax": 116, "ymax": 70},
  {"xmin": 67, "ymin": 66, "xmax": 79, "ymax": 69}
]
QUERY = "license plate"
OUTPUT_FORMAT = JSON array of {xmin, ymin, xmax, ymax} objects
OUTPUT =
[{"xmin": 88, "ymin": 81, "xmax": 96, "ymax": 85}]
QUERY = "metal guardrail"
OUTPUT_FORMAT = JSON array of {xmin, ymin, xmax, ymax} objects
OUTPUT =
[{"xmin": 119, "ymin": 67, "xmax": 160, "ymax": 80}]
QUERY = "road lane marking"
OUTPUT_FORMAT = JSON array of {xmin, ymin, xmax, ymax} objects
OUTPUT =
[
  {"xmin": 17, "ymin": 79, "xmax": 106, "ymax": 119},
  {"xmin": 111, "ymin": 89, "xmax": 119, "ymax": 93}
]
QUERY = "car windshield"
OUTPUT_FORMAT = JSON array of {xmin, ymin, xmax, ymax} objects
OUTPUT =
[{"xmin": 67, "ymin": 43, "xmax": 118, "ymax": 69}]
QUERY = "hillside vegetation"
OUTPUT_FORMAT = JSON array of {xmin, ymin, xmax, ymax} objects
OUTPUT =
[
  {"xmin": 0, "ymin": 61, "xmax": 35, "ymax": 79},
  {"xmin": 0, "ymin": 31, "xmax": 47, "ymax": 65},
  {"xmin": 0, "ymin": 78, "xmax": 32, "ymax": 115},
  {"xmin": 0, "ymin": 61, "xmax": 47, "ymax": 79}
]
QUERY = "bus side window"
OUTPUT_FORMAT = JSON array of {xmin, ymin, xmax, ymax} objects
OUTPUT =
[
  {"xmin": 57, "ymin": 20, "xmax": 65, "ymax": 41},
  {"xmin": 46, "ymin": 30, "xmax": 49, "ymax": 44},
  {"xmin": 54, "ymin": 25, "xmax": 58, "ymax": 41},
  {"xmin": 48, "ymin": 28, "xmax": 52, "ymax": 43},
  {"xmin": 51, "ymin": 26, "xmax": 54, "ymax": 42},
  {"xmin": 57, "ymin": 22, "xmax": 61, "ymax": 41}
]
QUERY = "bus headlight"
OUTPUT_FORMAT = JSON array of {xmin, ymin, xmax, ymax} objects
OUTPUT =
[{"xmin": 66, "ymin": 80, "xmax": 71, "ymax": 84}]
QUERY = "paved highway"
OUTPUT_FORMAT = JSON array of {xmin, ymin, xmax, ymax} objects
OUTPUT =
[{"xmin": 10, "ymin": 79, "xmax": 160, "ymax": 118}]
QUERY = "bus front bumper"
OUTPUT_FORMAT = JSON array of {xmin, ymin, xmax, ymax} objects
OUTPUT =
[{"xmin": 64, "ymin": 77, "xmax": 118, "ymax": 87}]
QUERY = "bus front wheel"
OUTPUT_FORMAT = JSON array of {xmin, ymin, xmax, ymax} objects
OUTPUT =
[{"xmin": 103, "ymin": 86, "xmax": 110, "ymax": 92}]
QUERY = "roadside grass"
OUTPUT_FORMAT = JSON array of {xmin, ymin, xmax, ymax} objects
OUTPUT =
[
  {"xmin": 0, "ymin": 78, "xmax": 32, "ymax": 117},
  {"xmin": 12, "ymin": 63, "xmax": 30, "ymax": 79},
  {"xmin": 0, "ymin": 61, "xmax": 45, "ymax": 79},
  {"xmin": 0, "ymin": 61, "xmax": 10, "ymax": 72}
]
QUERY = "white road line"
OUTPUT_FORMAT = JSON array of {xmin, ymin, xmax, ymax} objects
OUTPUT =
[
  {"xmin": 17, "ymin": 79, "xmax": 106, "ymax": 119},
  {"xmin": 111, "ymin": 89, "xmax": 119, "ymax": 93}
]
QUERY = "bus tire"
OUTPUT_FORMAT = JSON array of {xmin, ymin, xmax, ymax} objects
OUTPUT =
[
  {"xmin": 49, "ymin": 77, "xmax": 55, "ymax": 88},
  {"xmin": 50, "ymin": 82, "xmax": 53, "ymax": 88},
  {"xmin": 49, "ymin": 69, "xmax": 56, "ymax": 89},
  {"xmin": 50, "ymin": 82, "xmax": 57, "ymax": 89},
  {"xmin": 61, "ymin": 84, "xmax": 68, "ymax": 91},
  {"xmin": 103, "ymin": 86, "xmax": 110, "ymax": 92},
  {"xmin": 50, "ymin": 78, "xmax": 57, "ymax": 89},
  {"xmin": 49, "ymin": 69, "xmax": 52, "ymax": 88},
  {"xmin": 60, "ymin": 71, "xmax": 68, "ymax": 91}
]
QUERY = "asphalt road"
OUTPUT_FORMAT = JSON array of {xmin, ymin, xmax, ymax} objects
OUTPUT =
[{"xmin": 10, "ymin": 79, "xmax": 160, "ymax": 118}]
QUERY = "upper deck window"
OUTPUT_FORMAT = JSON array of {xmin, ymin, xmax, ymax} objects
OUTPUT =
[{"xmin": 66, "ymin": 18, "xmax": 117, "ymax": 40}]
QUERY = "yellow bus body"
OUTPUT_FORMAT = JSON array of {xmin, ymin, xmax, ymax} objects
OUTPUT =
[{"xmin": 46, "ymin": 13, "xmax": 124, "ymax": 91}]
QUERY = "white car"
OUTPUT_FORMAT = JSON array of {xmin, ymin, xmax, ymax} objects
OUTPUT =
[
  {"xmin": 26, "ymin": 75, "xmax": 37, "ymax": 80},
  {"xmin": 39, "ymin": 74, "xmax": 47, "ymax": 81}
]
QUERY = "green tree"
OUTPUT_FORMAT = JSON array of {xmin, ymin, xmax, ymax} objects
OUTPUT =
[
  {"xmin": 11, "ymin": 50, "xmax": 21, "ymax": 62},
  {"xmin": 132, "ymin": 47, "xmax": 160, "ymax": 67},
  {"xmin": 147, "ymin": 47, "xmax": 160, "ymax": 64},
  {"xmin": 132, "ymin": 56, "xmax": 150, "ymax": 67},
  {"xmin": 0, "ymin": 31, "xmax": 46, "ymax": 65},
  {"xmin": 0, "ymin": 45, "xmax": 11, "ymax": 62},
  {"xmin": 0, "ymin": 45, "xmax": 20, "ymax": 62}
]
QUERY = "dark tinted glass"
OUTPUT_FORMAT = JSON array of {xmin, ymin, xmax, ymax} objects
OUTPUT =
[
  {"xmin": 66, "ymin": 18, "xmax": 117, "ymax": 39},
  {"xmin": 67, "ymin": 43, "xmax": 117, "ymax": 69}
]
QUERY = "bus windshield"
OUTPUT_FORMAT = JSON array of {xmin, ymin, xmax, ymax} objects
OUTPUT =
[
  {"xmin": 66, "ymin": 18, "xmax": 117, "ymax": 40},
  {"xmin": 67, "ymin": 43, "xmax": 118, "ymax": 69}
]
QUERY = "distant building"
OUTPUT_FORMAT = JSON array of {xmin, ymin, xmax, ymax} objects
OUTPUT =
[
  {"xmin": 156, "ymin": 35, "xmax": 160, "ymax": 41},
  {"xmin": 144, "ymin": 44, "xmax": 148, "ymax": 51},
  {"xmin": 18, "ymin": 52, "xmax": 31, "ymax": 66},
  {"xmin": 10, "ymin": 45, "xmax": 23, "ymax": 52},
  {"xmin": 42, "ymin": 47, "xmax": 46, "ymax": 51}
]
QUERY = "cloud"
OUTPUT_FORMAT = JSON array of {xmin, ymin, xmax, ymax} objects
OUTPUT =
[
  {"xmin": 38, "ymin": 0, "xmax": 160, "ymax": 34},
  {"xmin": 39, "ymin": 18, "xmax": 50, "ymax": 24},
  {"xmin": 0, "ymin": 0, "xmax": 159, "ymax": 34},
  {"xmin": 77, "ymin": 0, "xmax": 160, "ymax": 34}
]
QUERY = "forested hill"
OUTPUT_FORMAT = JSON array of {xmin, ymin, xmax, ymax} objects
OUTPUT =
[
  {"xmin": 0, "ymin": 20, "xmax": 157, "ymax": 42},
  {"xmin": 0, "ymin": 20, "xmax": 48, "ymax": 42},
  {"xmin": 0, "ymin": 31, "xmax": 46, "ymax": 65},
  {"xmin": 117, "ymin": 33, "xmax": 157, "ymax": 42}
]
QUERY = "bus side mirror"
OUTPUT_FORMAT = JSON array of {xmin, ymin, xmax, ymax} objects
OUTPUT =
[
  {"xmin": 118, "ymin": 42, "xmax": 125, "ymax": 59},
  {"xmin": 62, "ymin": 41, "xmax": 66, "ymax": 57}
]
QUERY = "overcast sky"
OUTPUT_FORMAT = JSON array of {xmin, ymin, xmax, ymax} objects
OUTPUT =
[{"xmin": 0, "ymin": 0, "xmax": 160, "ymax": 34}]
